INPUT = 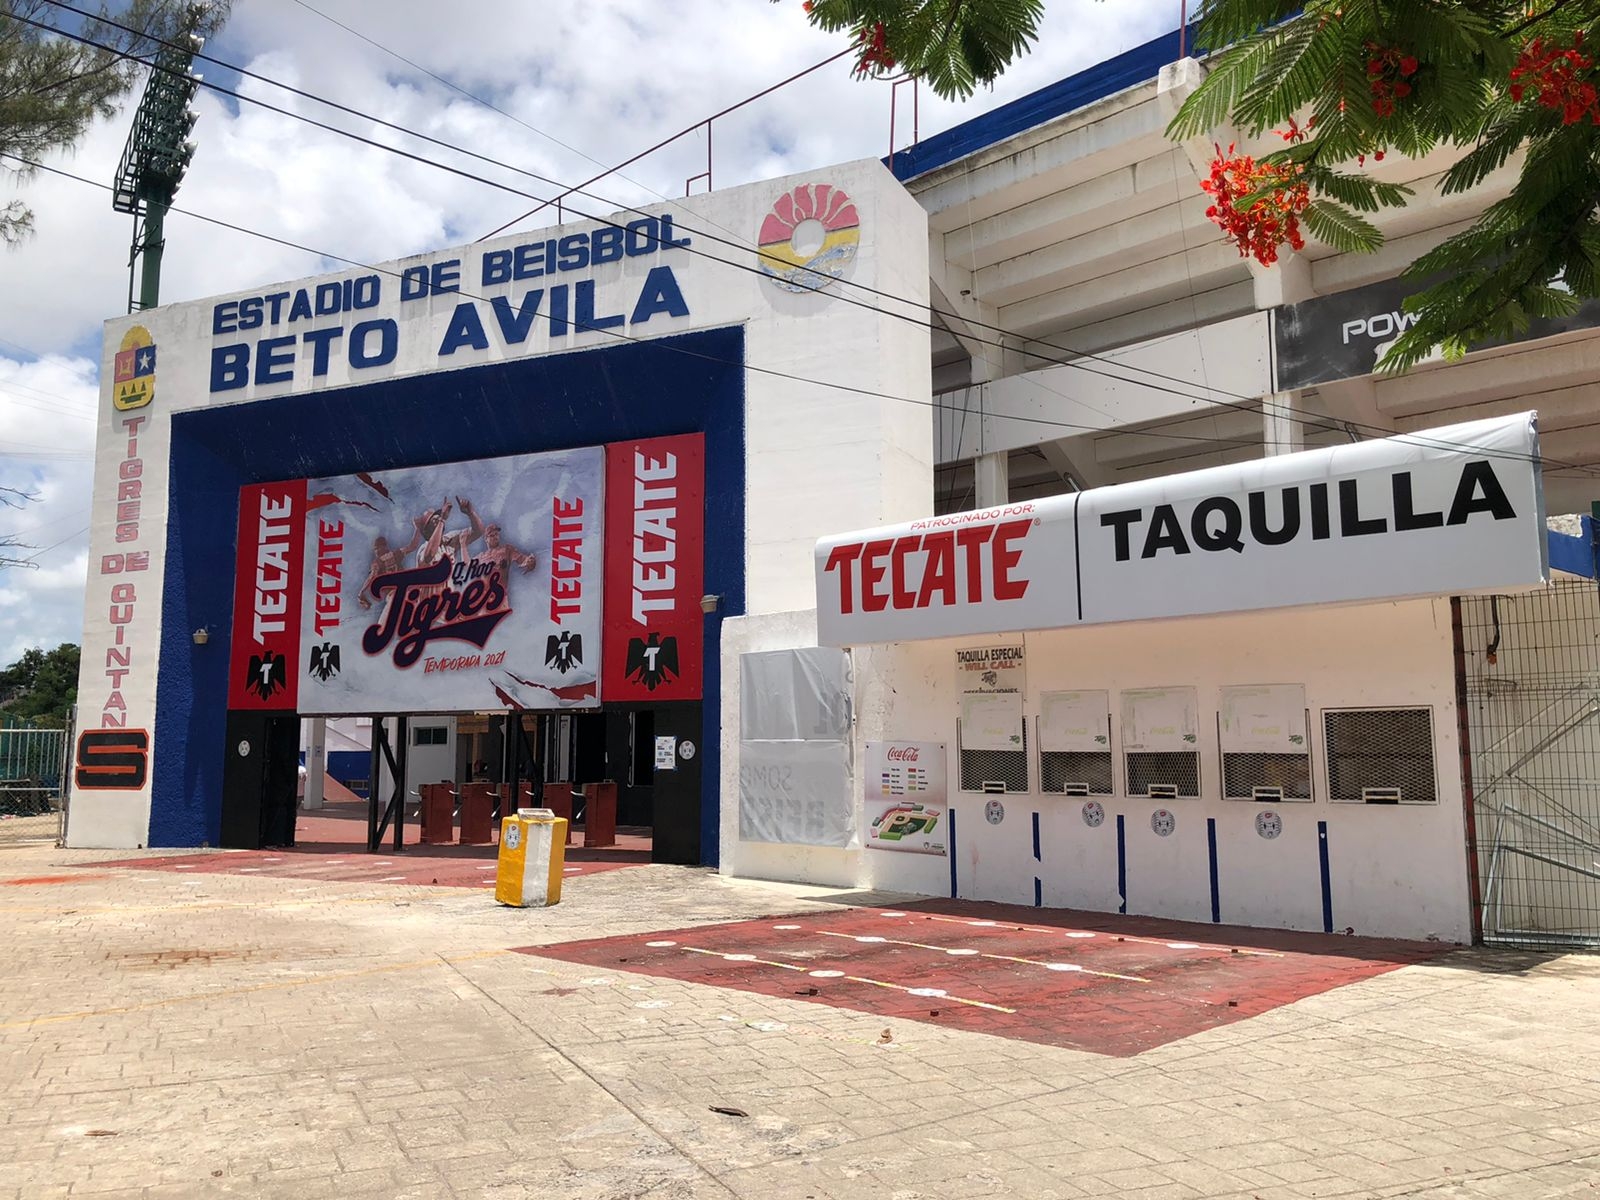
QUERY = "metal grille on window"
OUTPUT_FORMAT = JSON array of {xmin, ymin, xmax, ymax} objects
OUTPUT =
[
  {"xmin": 1125, "ymin": 751, "xmax": 1200, "ymax": 799},
  {"xmin": 1219, "ymin": 685, "xmax": 1311, "ymax": 801},
  {"xmin": 1323, "ymin": 707, "xmax": 1435, "ymax": 803},
  {"xmin": 1037, "ymin": 691, "xmax": 1112, "ymax": 796},
  {"xmin": 959, "ymin": 720, "xmax": 1029, "ymax": 793},
  {"xmin": 1041, "ymin": 751, "xmax": 1113, "ymax": 796},
  {"xmin": 1460, "ymin": 583, "xmax": 1600, "ymax": 949},
  {"xmin": 1121, "ymin": 687, "xmax": 1199, "ymax": 799},
  {"xmin": 1222, "ymin": 753, "xmax": 1312, "ymax": 801}
]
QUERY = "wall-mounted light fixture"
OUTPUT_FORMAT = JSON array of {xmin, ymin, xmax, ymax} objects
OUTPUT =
[
  {"xmin": 192, "ymin": 627, "xmax": 210, "ymax": 646},
  {"xmin": 699, "ymin": 594, "xmax": 721, "ymax": 615}
]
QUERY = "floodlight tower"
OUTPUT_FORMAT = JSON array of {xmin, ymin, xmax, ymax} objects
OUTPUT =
[{"xmin": 112, "ymin": 12, "xmax": 205, "ymax": 313}]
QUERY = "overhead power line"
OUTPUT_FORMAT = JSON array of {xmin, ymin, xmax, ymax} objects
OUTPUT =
[
  {"xmin": 8, "ymin": 151, "xmax": 1585, "ymax": 479},
  {"xmin": 24, "ymin": 4, "xmax": 1589, "ymax": 474}
]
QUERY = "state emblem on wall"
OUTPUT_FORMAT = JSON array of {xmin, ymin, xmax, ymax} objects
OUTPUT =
[
  {"xmin": 112, "ymin": 325, "xmax": 157, "ymax": 411},
  {"xmin": 757, "ymin": 183, "xmax": 860, "ymax": 294}
]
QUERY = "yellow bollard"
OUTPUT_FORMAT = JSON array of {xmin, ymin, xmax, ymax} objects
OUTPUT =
[{"xmin": 495, "ymin": 808, "xmax": 569, "ymax": 907}]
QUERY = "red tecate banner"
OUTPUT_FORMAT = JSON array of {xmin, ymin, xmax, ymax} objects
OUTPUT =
[
  {"xmin": 601, "ymin": 434, "xmax": 705, "ymax": 702},
  {"xmin": 228, "ymin": 480, "xmax": 308, "ymax": 710}
]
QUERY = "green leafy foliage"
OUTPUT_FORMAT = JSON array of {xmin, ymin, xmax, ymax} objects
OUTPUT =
[
  {"xmin": 0, "ymin": 643, "xmax": 79, "ymax": 724},
  {"xmin": 1171, "ymin": 0, "xmax": 1600, "ymax": 371},
  {"xmin": 794, "ymin": 0, "xmax": 1044, "ymax": 100},
  {"xmin": 0, "ymin": 1, "xmax": 229, "ymax": 245}
]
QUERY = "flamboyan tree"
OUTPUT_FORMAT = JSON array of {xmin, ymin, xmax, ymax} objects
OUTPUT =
[
  {"xmin": 802, "ymin": 1, "xmax": 1600, "ymax": 373},
  {"xmin": 791, "ymin": 0, "xmax": 1045, "ymax": 100},
  {"xmin": 1168, "ymin": 0, "xmax": 1600, "ymax": 370}
]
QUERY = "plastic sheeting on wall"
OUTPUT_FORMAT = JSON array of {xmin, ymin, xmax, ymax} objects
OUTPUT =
[
  {"xmin": 739, "ymin": 739, "xmax": 854, "ymax": 848},
  {"xmin": 738, "ymin": 648, "xmax": 854, "ymax": 847},
  {"xmin": 740, "ymin": 648, "xmax": 852, "ymax": 741}
]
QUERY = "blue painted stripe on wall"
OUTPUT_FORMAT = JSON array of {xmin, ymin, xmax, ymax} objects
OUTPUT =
[
  {"xmin": 1116, "ymin": 813, "xmax": 1127, "ymax": 915},
  {"xmin": 1031, "ymin": 810, "xmax": 1041, "ymax": 861},
  {"xmin": 949, "ymin": 808, "xmax": 959, "ymax": 899},
  {"xmin": 1318, "ymin": 819, "xmax": 1334, "ymax": 933},
  {"xmin": 888, "ymin": 26, "xmax": 1198, "ymax": 182},
  {"xmin": 1207, "ymin": 817, "xmax": 1221, "ymax": 924},
  {"xmin": 1034, "ymin": 876, "xmax": 1042, "ymax": 908}
]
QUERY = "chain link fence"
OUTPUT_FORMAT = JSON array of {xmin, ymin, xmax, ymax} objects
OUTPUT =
[
  {"xmin": 1460, "ymin": 584, "xmax": 1600, "ymax": 948},
  {"xmin": 0, "ymin": 712, "xmax": 71, "ymax": 846}
]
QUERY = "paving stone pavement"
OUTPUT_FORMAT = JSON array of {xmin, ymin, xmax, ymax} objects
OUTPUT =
[{"xmin": 3, "ymin": 840, "xmax": 1599, "ymax": 1199}]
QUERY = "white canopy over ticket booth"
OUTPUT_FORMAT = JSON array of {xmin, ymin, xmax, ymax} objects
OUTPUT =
[{"xmin": 721, "ymin": 414, "xmax": 1550, "ymax": 943}]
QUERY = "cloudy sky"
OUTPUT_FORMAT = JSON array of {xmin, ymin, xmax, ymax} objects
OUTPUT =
[{"xmin": 0, "ymin": 0, "xmax": 1181, "ymax": 667}]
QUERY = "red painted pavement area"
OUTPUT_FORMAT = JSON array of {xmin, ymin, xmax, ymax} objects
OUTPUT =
[
  {"xmin": 101, "ymin": 845, "xmax": 642, "ymax": 888},
  {"xmin": 96, "ymin": 800, "xmax": 649, "ymax": 889},
  {"xmin": 525, "ymin": 899, "xmax": 1445, "ymax": 1057}
]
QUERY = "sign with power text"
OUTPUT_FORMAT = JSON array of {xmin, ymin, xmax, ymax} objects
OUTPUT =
[
  {"xmin": 816, "ymin": 413, "xmax": 1548, "ymax": 645},
  {"xmin": 601, "ymin": 433, "xmax": 705, "ymax": 701}
]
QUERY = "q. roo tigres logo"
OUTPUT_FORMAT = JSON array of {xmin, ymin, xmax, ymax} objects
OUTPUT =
[{"xmin": 74, "ymin": 728, "xmax": 150, "ymax": 790}]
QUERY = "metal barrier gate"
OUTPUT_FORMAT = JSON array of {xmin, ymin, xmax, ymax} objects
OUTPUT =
[
  {"xmin": 1459, "ymin": 582, "xmax": 1600, "ymax": 947},
  {"xmin": 0, "ymin": 719, "xmax": 71, "ymax": 844}
]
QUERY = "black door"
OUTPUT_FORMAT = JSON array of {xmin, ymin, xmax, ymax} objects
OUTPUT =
[
  {"xmin": 220, "ymin": 711, "xmax": 299, "ymax": 849},
  {"xmin": 650, "ymin": 702, "xmax": 701, "ymax": 865}
]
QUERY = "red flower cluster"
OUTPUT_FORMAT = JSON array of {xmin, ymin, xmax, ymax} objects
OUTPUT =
[
  {"xmin": 1201, "ymin": 145, "xmax": 1310, "ymax": 266},
  {"xmin": 1510, "ymin": 33, "xmax": 1600, "ymax": 124},
  {"xmin": 855, "ymin": 20, "xmax": 896, "ymax": 76},
  {"xmin": 1366, "ymin": 44, "xmax": 1419, "ymax": 117}
]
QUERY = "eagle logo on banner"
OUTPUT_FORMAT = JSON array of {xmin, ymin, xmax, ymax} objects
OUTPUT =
[
  {"xmin": 625, "ymin": 633, "xmax": 679, "ymax": 691},
  {"xmin": 245, "ymin": 651, "xmax": 288, "ymax": 701},
  {"xmin": 545, "ymin": 631, "xmax": 583, "ymax": 674},
  {"xmin": 308, "ymin": 642, "xmax": 341, "ymax": 682}
]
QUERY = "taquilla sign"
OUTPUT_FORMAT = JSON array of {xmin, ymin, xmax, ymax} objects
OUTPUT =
[{"xmin": 815, "ymin": 413, "xmax": 1548, "ymax": 645}]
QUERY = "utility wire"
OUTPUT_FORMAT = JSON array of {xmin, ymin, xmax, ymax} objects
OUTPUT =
[
  {"xmin": 13, "ymin": 151, "xmax": 1586, "ymax": 477},
  {"xmin": 8, "ymin": 152, "xmax": 1365, "ymax": 459},
  {"xmin": 27, "ymin": 4, "xmax": 1347, "ymax": 431},
  {"xmin": 25, "ymin": 4, "xmax": 1591, "ymax": 475}
]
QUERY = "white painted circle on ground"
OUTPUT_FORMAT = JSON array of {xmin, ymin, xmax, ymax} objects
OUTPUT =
[
  {"xmin": 945, "ymin": 948, "xmax": 979, "ymax": 956},
  {"xmin": 854, "ymin": 935, "xmax": 887, "ymax": 943},
  {"xmin": 175, "ymin": 864, "xmax": 195, "ymax": 869},
  {"xmin": 578, "ymin": 977, "xmax": 615, "ymax": 986},
  {"xmin": 908, "ymin": 987, "xmax": 948, "ymax": 997},
  {"xmin": 645, "ymin": 940, "xmax": 677, "ymax": 948},
  {"xmin": 968, "ymin": 920, "xmax": 997, "ymax": 927},
  {"xmin": 747, "ymin": 1020, "xmax": 788, "ymax": 1032},
  {"xmin": 724, "ymin": 953, "xmax": 758, "ymax": 962},
  {"xmin": 808, "ymin": 970, "xmax": 845, "ymax": 978},
  {"xmin": 1065, "ymin": 931, "xmax": 1096, "ymax": 938},
  {"xmin": 773, "ymin": 924, "xmax": 802, "ymax": 930},
  {"xmin": 1045, "ymin": 963, "xmax": 1084, "ymax": 972},
  {"xmin": 1166, "ymin": 942, "xmax": 1200, "ymax": 950},
  {"xmin": 881, "ymin": 911, "xmax": 908, "ymax": 917}
]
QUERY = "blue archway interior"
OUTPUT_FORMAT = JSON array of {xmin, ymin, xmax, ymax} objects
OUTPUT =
[{"xmin": 153, "ymin": 326, "xmax": 746, "ymax": 859}]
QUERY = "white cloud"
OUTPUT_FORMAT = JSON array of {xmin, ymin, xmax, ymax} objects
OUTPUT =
[{"xmin": 0, "ymin": 0, "xmax": 1179, "ymax": 668}]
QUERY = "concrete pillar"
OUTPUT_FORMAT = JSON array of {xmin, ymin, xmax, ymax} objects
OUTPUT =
[
  {"xmin": 1264, "ymin": 391, "xmax": 1305, "ymax": 457},
  {"xmin": 974, "ymin": 450, "xmax": 1009, "ymax": 508},
  {"xmin": 303, "ymin": 717, "xmax": 327, "ymax": 809}
]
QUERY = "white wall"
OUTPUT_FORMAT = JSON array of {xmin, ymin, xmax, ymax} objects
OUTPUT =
[
  {"xmin": 73, "ymin": 158, "xmax": 932, "ymax": 848},
  {"xmin": 719, "ymin": 609, "xmax": 861, "ymax": 889},
  {"xmin": 725, "ymin": 596, "xmax": 1475, "ymax": 943}
]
